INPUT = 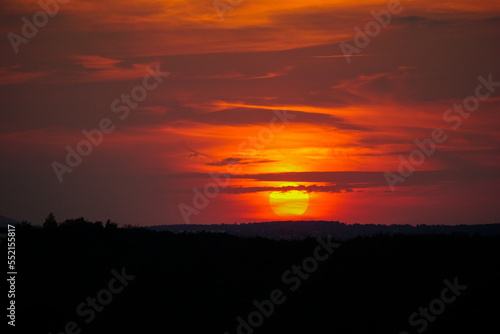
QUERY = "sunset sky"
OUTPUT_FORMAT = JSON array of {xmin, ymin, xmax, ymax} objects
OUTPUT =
[{"xmin": 1, "ymin": 0, "xmax": 499, "ymax": 226}]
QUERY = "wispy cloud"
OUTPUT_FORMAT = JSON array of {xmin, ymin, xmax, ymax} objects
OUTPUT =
[{"xmin": 0, "ymin": 65, "xmax": 48, "ymax": 85}]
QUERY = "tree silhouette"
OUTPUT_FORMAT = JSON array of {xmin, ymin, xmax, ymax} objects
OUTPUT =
[
  {"xmin": 11, "ymin": 218, "xmax": 500, "ymax": 334},
  {"xmin": 43, "ymin": 212, "xmax": 57, "ymax": 229},
  {"xmin": 105, "ymin": 219, "xmax": 118, "ymax": 229}
]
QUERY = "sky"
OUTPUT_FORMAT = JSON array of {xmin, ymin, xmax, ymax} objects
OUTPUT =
[{"xmin": 1, "ymin": 0, "xmax": 499, "ymax": 226}]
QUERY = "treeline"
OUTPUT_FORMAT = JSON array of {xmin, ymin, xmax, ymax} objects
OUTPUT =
[
  {"xmin": 4, "ymin": 215, "xmax": 500, "ymax": 334},
  {"xmin": 152, "ymin": 220, "xmax": 500, "ymax": 240}
]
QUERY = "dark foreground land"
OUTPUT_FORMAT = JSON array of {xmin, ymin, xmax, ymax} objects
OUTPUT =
[{"xmin": 5, "ymin": 221, "xmax": 500, "ymax": 333}]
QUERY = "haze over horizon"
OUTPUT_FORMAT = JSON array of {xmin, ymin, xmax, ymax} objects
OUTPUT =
[{"xmin": 1, "ymin": 0, "xmax": 499, "ymax": 226}]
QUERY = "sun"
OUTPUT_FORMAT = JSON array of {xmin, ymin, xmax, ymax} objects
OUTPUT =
[{"xmin": 269, "ymin": 187, "xmax": 309, "ymax": 217}]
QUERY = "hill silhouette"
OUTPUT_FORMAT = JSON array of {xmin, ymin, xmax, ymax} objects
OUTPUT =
[
  {"xmin": 3, "ymin": 217, "xmax": 499, "ymax": 333},
  {"xmin": 150, "ymin": 220, "xmax": 500, "ymax": 240}
]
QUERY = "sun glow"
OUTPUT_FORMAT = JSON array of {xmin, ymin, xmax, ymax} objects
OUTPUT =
[{"xmin": 269, "ymin": 186, "xmax": 310, "ymax": 217}]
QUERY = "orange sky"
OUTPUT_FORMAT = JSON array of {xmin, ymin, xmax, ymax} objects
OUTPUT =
[{"xmin": 0, "ymin": 0, "xmax": 499, "ymax": 225}]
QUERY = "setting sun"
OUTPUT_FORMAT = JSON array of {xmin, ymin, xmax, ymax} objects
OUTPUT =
[{"xmin": 269, "ymin": 188, "xmax": 310, "ymax": 217}]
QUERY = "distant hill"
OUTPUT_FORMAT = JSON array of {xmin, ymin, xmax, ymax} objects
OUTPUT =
[
  {"xmin": 14, "ymin": 222, "xmax": 500, "ymax": 333},
  {"xmin": 0, "ymin": 214, "xmax": 21, "ymax": 228},
  {"xmin": 149, "ymin": 220, "xmax": 500, "ymax": 240}
]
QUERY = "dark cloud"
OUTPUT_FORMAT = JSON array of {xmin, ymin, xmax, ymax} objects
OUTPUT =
[
  {"xmin": 204, "ymin": 184, "xmax": 354, "ymax": 194},
  {"xmin": 169, "ymin": 168, "xmax": 500, "ymax": 191},
  {"xmin": 206, "ymin": 157, "xmax": 277, "ymax": 166},
  {"xmin": 392, "ymin": 16, "xmax": 447, "ymax": 27},
  {"xmin": 184, "ymin": 107, "xmax": 370, "ymax": 130}
]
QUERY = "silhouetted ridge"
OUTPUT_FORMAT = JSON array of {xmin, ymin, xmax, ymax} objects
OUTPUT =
[{"xmin": 149, "ymin": 220, "xmax": 500, "ymax": 240}]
